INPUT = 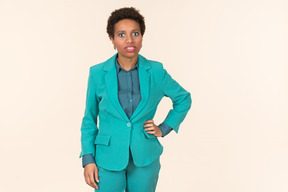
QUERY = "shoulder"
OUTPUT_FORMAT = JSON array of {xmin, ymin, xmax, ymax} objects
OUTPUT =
[
  {"xmin": 139, "ymin": 54, "xmax": 164, "ymax": 71},
  {"xmin": 147, "ymin": 59, "xmax": 163, "ymax": 69},
  {"xmin": 90, "ymin": 54, "xmax": 117, "ymax": 73},
  {"xmin": 89, "ymin": 62, "xmax": 105, "ymax": 73},
  {"xmin": 87, "ymin": 62, "xmax": 106, "ymax": 84}
]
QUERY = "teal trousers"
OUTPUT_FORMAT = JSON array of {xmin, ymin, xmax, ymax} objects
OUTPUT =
[{"xmin": 95, "ymin": 148, "xmax": 161, "ymax": 192}]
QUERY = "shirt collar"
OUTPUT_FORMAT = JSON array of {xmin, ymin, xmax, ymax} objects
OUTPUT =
[{"xmin": 115, "ymin": 58, "xmax": 139, "ymax": 73}]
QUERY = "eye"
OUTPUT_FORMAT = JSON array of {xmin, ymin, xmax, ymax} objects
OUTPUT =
[
  {"xmin": 132, "ymin": 32, "xmax": 139, "ymax": 36},
  {"xmin": 118, "ymin": 33, "xmax": 125, "ymax": 37}
]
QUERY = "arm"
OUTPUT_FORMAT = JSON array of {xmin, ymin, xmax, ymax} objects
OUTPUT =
[
  {"xmin": 79, "ymin": 67, "xmax": 99, "ymax": 189},
  {"xmin": 162, "ymin": 68, "xmax": 192, "ymax": 133},
  {"xmin": 79, "ymin": 67, "xmax": 99, "ymax": 158}
]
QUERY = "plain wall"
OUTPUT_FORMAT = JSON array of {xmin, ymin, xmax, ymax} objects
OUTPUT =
[{"xmin": 0, "ymin": 0, "xmax": 287, "ymax": 191}]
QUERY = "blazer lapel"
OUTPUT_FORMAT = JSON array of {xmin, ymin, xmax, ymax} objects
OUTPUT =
[
  {"xmin": 130, "ymin": 54, "xmax": 151, "ymax": 121},
  {"xmin": 103, "ymin": 54, "xmax": 130, "ymax": 122}
]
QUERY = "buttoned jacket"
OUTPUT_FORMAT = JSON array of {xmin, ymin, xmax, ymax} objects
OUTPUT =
[{"xmin": 79, "ymin": 53, "xmax": 192, "ymax": 171}]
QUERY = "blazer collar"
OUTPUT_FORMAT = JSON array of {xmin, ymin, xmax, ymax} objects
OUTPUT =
[
  {"xmin": 102, "ymin": 53, "xmax": 151, "ymax": 72},
  {"xmin": 115, "ymin": 58, "xmax": 139, "ymax": 73}
]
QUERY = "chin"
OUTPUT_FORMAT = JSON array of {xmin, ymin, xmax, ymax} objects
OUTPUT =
[{"xmin": 121, "ymin": 52, "xmax": 139, "ymax": 58}]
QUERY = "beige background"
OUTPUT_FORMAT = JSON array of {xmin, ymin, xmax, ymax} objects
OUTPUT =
[{"xmin": 0, "ymin": 0, "xmax": 288, "ymax": 191}]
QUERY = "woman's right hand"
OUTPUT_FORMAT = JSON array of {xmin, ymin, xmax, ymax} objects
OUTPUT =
[{"xmin": 84, "ymin": 163, "xmax": 99, "ymax": 189}]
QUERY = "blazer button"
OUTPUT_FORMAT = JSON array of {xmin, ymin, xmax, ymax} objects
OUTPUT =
[{"xmin": 127, "ymin": 123, "xmax": 131, "ymax": 127}]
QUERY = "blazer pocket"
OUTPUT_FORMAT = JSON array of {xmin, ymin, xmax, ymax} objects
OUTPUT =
[
  {"xmin": 143, "ymin": 130, "xmax": 157, "ymax": 139},
  {"xmin": 94, "ymin": 135, "xmax": 111, "ymax": 145}
]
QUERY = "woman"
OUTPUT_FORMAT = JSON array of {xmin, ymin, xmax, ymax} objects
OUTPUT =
[{"xmin": 79, "ymin": 7, "xmax": 191, "ymax": 192}]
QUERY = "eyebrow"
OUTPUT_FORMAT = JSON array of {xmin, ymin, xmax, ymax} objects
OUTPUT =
[{"xmin": 116, "ymin": 29, "xmax": 140, "ymax": 34}]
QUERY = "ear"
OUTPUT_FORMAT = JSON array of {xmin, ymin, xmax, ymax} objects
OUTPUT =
[{"xmin": 110, "ymin": 37, "xmax": 115, "ymax": 46}]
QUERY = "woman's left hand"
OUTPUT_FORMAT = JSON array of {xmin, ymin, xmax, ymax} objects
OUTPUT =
[{"xmin": 143, "ymin": 120, "xmax": 163, "ymax": 137}]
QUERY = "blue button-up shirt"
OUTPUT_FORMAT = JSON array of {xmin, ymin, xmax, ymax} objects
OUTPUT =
[
  {"xmin": 116, "ymin": 59, "xmax": 141, "ymax": 119},
  {"xmin": 82, "ymin": 57, "xmax": 172, "ymax": 167}
]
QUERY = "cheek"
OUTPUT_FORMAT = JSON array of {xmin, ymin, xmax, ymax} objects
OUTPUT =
[
  {"xmin": 114, "ymin": 41, "xmax": 122, "ymax": 48},
  {"xmin": 136, "ymin": 38, "xmax": 143, "ymax": 46}
]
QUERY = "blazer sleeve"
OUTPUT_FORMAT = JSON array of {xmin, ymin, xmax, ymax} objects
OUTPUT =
[
  {"xmin": 79, "ymin": 67, "xmax": 99, "ymax": 158},
  {"xmin": 162, "ymin": 68, "xmax": 192, "ymax": 133}
]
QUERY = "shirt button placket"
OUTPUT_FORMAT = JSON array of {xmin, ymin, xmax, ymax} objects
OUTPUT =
[{"xmin": 127, "ymin": 72, "xmax": 133, "ymax": 117}]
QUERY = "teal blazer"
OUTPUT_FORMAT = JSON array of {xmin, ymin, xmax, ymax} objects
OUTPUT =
[{"xmin": 79, "ymin": 54, "xmax": 192, "ymax": 171}]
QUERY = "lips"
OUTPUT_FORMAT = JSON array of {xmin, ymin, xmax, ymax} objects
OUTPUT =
[{"xmin": 124, "ymin": 46, "xmax": 136, "ymax": 52}]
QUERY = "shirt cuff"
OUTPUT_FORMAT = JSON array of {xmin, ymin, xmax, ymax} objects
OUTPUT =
[
  {"xmin": 158, "ymin": 123, "xmax": 173, "ymax": 137},
  {"xmin": 82, "ymin": 153, "xmax": 96, "ymax": 168}
]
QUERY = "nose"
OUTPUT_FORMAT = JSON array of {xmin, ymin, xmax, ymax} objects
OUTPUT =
[{"xmin": 125, "ymin": 35, "xmax": 133, "ymax": 44}]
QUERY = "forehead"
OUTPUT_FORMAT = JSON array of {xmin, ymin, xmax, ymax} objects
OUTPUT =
[{"xmin": 114, "ymin": 19, "xmax": 140, "ymax": 32}]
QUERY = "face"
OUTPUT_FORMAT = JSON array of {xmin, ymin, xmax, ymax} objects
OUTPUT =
[{"xmin": 111, "ymin": 19, "xmax": 143, "ymax": 60}]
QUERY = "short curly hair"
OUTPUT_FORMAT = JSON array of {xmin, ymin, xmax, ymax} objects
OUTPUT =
[{"xmin": 106, "ymin": 7, "xmax": 145, "ymax": 39}]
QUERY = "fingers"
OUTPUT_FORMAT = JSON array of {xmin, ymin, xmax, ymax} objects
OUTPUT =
[
  {"xmin": 143, "ymin": 123, "xmax": 154, "ymax": 128},
  {"xmin": 144, "ymin": 127, "xmax": 155, "ymax": 131},
  {"xmin": 144, "ymin": 120, "xmax": 156, "ymax": 134},
  {"xmin": 144, "ymin": 119, "xmax": 162, "ymax": 136},
  {"xmin": 85, "ymin": 173, "xmax": 98, "ymax": 189},
  {"xmin": 143, "ymin": 120, "xmax": 155, "ymax": 128},
  {"xmin": 145, "ymin": 120, "xmax": 154, "ymax": 124},
  {"xmin": 84, "ymin": 164, "xmax": 99, "ymax": 189},
  {"xmin": 95, "ymin": 169, "xmax": 99, "ymax": 183},
  {"xmin": 146, "ymin": 130, "xmax": 156, "ymax": 134},
  {"xmin": 84, "ymin": 174, "xmax": 90, "ymax": 186},
  {"xmin": 144, "ymin": 126, "xmax": 157, "ymax": 135},
  {"xmin": 144, "ymin": 125, "xmax": 156, "ymax": 134},
  {"xmin": 89, "ymin": 172, "xmax": 98, "ymax": 189}
]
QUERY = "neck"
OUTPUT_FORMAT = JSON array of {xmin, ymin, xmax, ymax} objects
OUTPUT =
[{"xmin": 117, "ymin": 54, "xmax": 138, "ymax": 71}]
